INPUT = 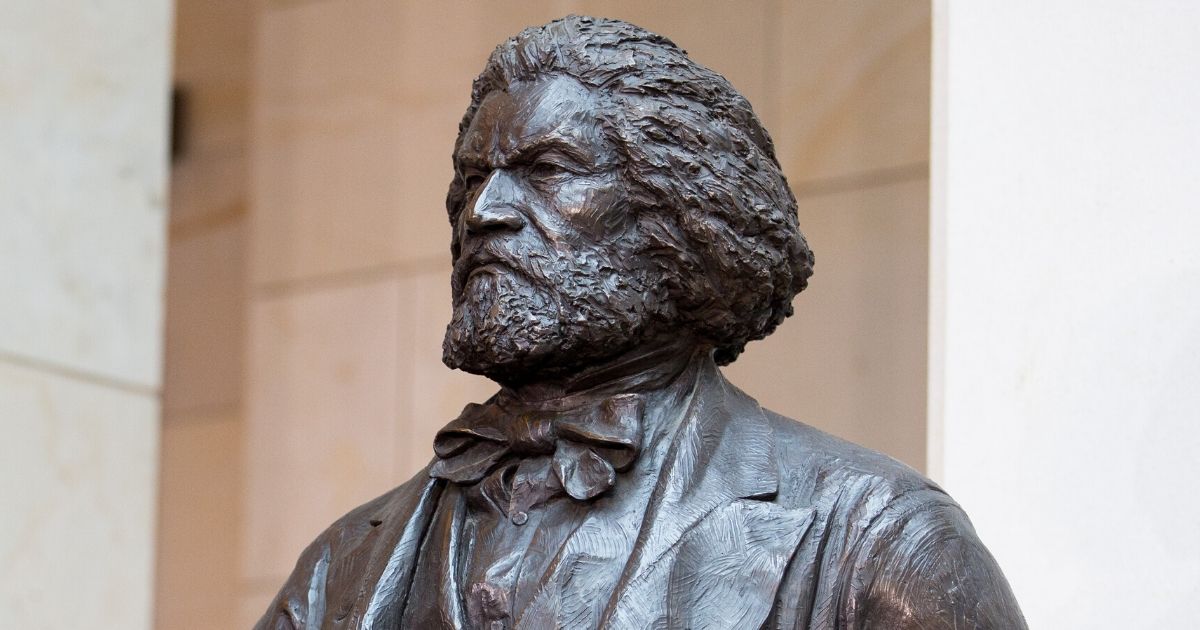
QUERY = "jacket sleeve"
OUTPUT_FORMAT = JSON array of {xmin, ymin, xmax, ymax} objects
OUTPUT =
[{"xmin": 848, "ymin": 496, "xmax": 1028, "ymax": 629}]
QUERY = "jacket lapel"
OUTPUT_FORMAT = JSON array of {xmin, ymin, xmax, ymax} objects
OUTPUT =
[
  {"xmin": 600, "ymin": 362, "xmax": 813, "ymax": 629},
  {"xmin": 349, "ymin": 476, "xmax": 444, "ymax": 629}
]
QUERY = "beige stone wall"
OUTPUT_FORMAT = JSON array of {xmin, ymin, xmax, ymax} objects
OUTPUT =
[
  {"xmin": 157, "ymin": 1, "xmax": 930, "ymax": 625},
  {"xmin": 0, "ymin": 2, "xmax": 173, "ymax": 628},
  {"xmin": 155, "ymin": 0, "xmax": 253, "ymax": 628}
]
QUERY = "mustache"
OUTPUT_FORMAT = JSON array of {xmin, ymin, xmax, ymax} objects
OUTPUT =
[{"xmin": 452, "ymin": 240, "xmax": 540, "ymax": 295}]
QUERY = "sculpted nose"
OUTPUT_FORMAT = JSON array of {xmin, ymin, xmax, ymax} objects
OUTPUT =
[
  {"xmin": 466, "ymin": 202, "xmax": 525, "ymax": 234},
  {"xmin": 464, "ymin": 171, "xmax": 526, "ymax": 234}
]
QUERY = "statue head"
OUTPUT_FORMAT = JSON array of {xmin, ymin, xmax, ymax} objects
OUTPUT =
[{"xmin": 442, "ymin": 15, "xmax": 814, "ymax": 385}]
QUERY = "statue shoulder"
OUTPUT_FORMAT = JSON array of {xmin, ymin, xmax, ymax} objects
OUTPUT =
[
  {"xmin": 759, "ymin": 410, "xmax": 1026, "ymax": 628},
  {"xmin": 850, "ymin": 499, "xmax": 1028, "ymax": 628},
  {"xmin": 761, "ymin": 408, "xmax": 941, "ymax": 506}
]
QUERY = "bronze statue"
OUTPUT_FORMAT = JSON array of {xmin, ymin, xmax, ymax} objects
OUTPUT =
[{"xmin": 258, "ymin": 16, "xmax": 1026, "ymax": 629}]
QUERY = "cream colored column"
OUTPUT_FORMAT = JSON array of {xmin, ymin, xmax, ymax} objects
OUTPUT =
[
  {"xmin": 0, "ymin": 1, "xmax": 172, "ymax": 629},
  {"xmin": 930, "ymin": 2, "xmax": 1200, "ymax": 626}
]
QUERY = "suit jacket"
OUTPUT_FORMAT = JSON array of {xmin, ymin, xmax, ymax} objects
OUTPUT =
[{"xmin": 257, "ymin": 361, "xmax": 1026, "ymax": 629}]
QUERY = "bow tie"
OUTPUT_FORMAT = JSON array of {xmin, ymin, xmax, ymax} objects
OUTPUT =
[{"xmin": 429, "ymin": 392, "xmax": 645, "ymax": 502}]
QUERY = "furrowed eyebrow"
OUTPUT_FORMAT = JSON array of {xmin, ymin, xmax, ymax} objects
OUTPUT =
[
  {"xmin": 457, "ymin": 136, "xmax": 594, "ymax": 171},
  {"xmin": 455, "ymin": 136, "xmax": 598, "ymax": 176},
  {"xmin": 506, "ymin": 137, "xmax": 593, "ymax": 167},
  {"xmin": 452, "ymin": 133, "xmax": 489, "ymax": 172},
  {"xmin": 453, "ymin": 147, "xmax": 488, "ymax": 172}
]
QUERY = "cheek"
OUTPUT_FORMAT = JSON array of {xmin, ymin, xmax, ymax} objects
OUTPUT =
[{"xmin": 553, "ymin": 176, "xmax": 632, "ymax": 240}]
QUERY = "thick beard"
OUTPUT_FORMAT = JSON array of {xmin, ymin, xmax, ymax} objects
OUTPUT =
[{"xmin": 442, "ymin": 252, "xmax": 666, "ymax": 385}]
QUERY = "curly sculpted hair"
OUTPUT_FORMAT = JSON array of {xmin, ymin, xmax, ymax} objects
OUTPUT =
[{"xmin": 446, "ymin": 15, "xmax": 814, "ymax": 364}]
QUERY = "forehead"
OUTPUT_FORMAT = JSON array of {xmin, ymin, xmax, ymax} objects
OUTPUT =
[{"xmin": 457, "ymin": 75, "xmax": 607, "ymax": 164}]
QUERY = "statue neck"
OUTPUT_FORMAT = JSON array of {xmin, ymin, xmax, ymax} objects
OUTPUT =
[{"xmin": 500, "ymin": 339, "xmax": 711, "ymax": 404}]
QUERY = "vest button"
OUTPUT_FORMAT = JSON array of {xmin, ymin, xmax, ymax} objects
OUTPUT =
[{"xmin": 511, "ymin": 510, "xmax": 528, "ymax": 525}]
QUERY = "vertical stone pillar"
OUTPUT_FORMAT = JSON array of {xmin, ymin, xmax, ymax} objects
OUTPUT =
[
  {"xmin": 930, "ymin": 2, "xmax": 1200, "ymax": 626},
  {"xmin": 0, "ymin": 2, "xmax": 172, "ymax": 628}
]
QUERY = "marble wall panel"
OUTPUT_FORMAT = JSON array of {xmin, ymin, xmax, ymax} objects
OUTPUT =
[
  {"xmin": 162, "ymin": 220, "xmax": 246, "ymax": 414},
  {"xmin": 155, "ymin": 412, "xmax": 243, "ymax": 630},
  {"xmin": 242, "ymin": 279, "xmax": 404, "ymax": 582},
  {"xmin": 251, "ymin": 0, "xmax": 408, "ymax": 286},
  {"xmin": 775, "ymin": 0, "xmax": 930, "ymax": 183},
  {"xmin": 0, "ymin": 3, "xmax": 172, "ymax": 387},
  {"xmin": 0, "ymin": 362, "xmax": 158, "ymax": 629},
  {"xmin": 250, "ymin": 92, "xmax": 410, "ymax": 286}
]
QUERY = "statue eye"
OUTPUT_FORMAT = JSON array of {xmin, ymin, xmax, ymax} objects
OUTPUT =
[
  {"xmin": 528, "ymin": 160, "xmax": 568, "ymax": 179},
  {"xmin": 462, "ymin": 170, "xmax": 489, "ymax": 190}
]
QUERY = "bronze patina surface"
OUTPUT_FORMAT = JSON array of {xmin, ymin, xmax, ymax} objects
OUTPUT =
[{"xmin": 258, "ymin": 16, "xmax": 1025, "ymax": 629}]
